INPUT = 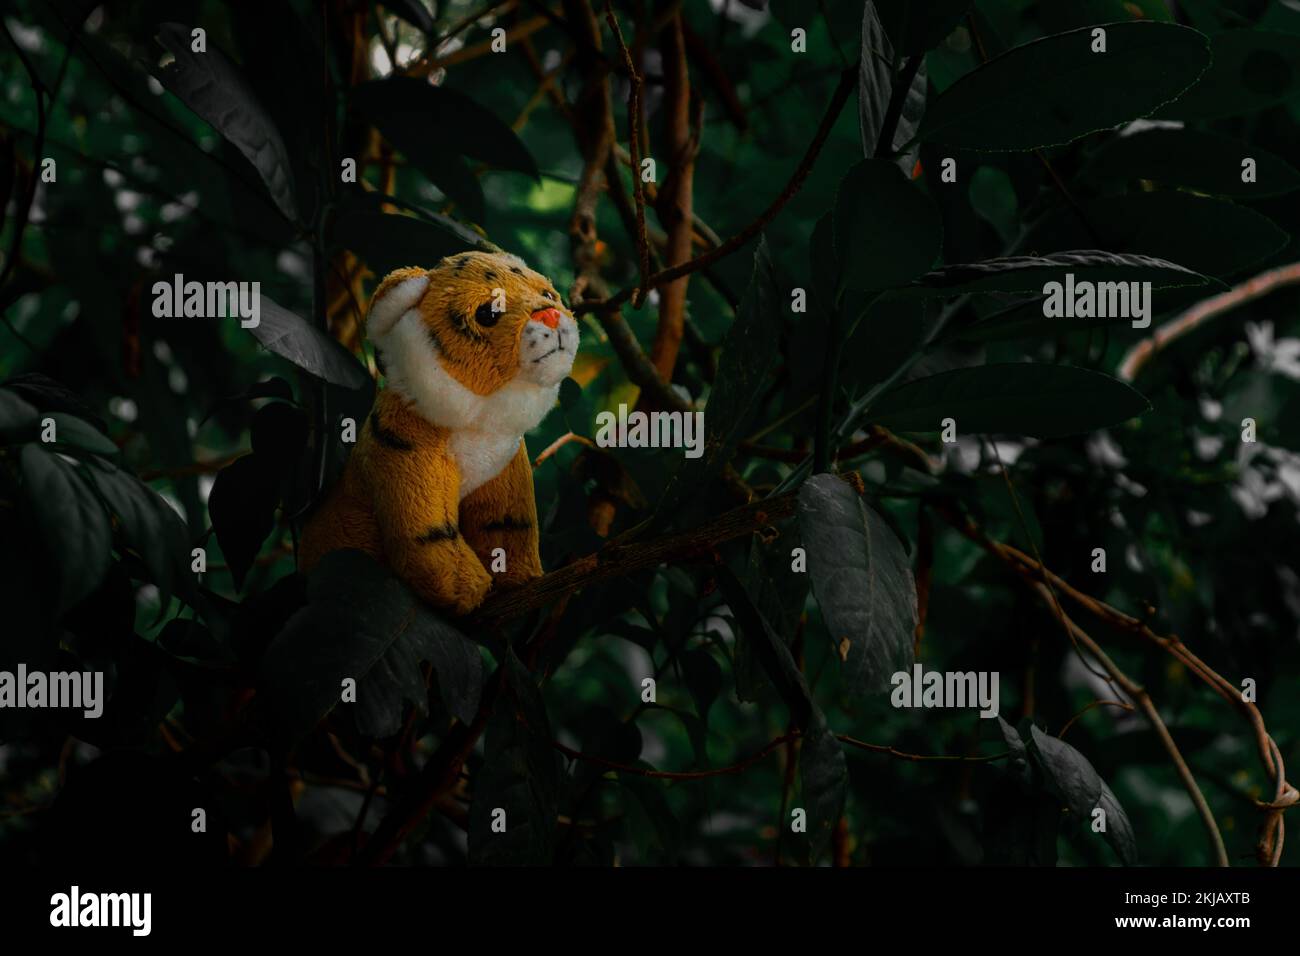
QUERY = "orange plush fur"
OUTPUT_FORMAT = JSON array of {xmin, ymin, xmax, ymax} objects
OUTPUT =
[{"xmin": 300, "ymin": 251, "xmax": 579, "ymax": 614}]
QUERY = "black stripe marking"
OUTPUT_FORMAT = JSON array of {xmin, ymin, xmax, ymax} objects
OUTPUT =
[
  {"xmin": 449, "ymin": 308, "xmax": 478, "ymax": 339},
  {"xmin": 417, "ymin": 522, "xmax": 460, "ymax": 543},
  {"xmin": 484, "ymin": 515, "xmax": 533, "ymax": 532},
  {"xmin": 509, "ymin": 266, "xmax": 523, "ymax": 275},
  {"xmin": 484, "ymin": 270, "xmax": 496, "ymax": 281},
  {"xmin": 370, "ymin": 414, "xmax": 413, "ymax": 451}
]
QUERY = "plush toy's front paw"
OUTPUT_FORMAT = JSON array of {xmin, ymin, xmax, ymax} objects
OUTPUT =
[
  {"xmin": 448, "ymin": 560, "xmax": 493, "ymax": 615},
  {"xmin": 410, "ymin": 557, "xmax": 493, "ymax": 616}
]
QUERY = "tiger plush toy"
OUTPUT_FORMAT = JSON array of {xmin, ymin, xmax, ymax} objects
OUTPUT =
[{"xmin": 299, "ymin": 250, "xmax": 579, "ymax": 614}]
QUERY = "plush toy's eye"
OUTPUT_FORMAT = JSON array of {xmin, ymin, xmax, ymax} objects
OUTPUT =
[
  {"xmin": 541, "ymin": 289, "xmax": 558, "ymax": 302},
  {"xmin": 475, "ymin": 301, "xmax": 500, "ymax": 327}
]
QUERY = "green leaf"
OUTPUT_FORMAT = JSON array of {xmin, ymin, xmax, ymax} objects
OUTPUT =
[
  {"xmin": 799, "ymin": 720, "xmax": 849, "ymax": 865},
  {"xmin": 874, "ymin": 0, "xmax": 973, "ymax": 55},
  {"xmin": 858, "ymin": 2, "xmax": 928, "ymax": 170},
  {"xmin": 619, "ymin": 776, "xmax": 680, "ymax": 862},
  {"xmin": 715, "ymin": 565, "xmax": 846, "ymax": 863},
  {"xmin": 909, "ymin": 250, "xmax": 1209, "ymax": 296},
  {"xmin": 46, "ymin": 413, "xmax": 118, "ymax": 457},
  {"xmin": 1086, "ymin": 129, "xmax": 1300, "ymax": 198},
  {"xmin": 652, "ymin": 237, "xmax": 781, "ymax": 524},
  {"xmin": 737, "ymin": 526, "xmax": 809, "ymax": 703},
  {"xmin": 84, "ymin": 458, "xmax": 195, "ymax": 610},
  {"xmin": 834, "ymin": 160, "xmax": 941, "ymax": 292},
  {"xmin": 352, "ymin": 77, "xmax": 538, "ymax": 220},
  {"xmin": 19, "ymin": 445, "xmax": 112, "ymax": 615},
  {"xmin": 859, "ymin": 2, "xmax": 894, "ymax": 159},
  {"xmin": 158, "ymin": 619, "xmax": 234, "ymax": 666},
  {"xmin": 558, "ymin": 376, "xmax": 582, "ymax": 411},
  {"xmin": 1028, "ymin": 726, "xmax": 1137, "ymax": 865},
  {"xmin": 870, "ymin": 363, "xmax": 1151, "ymax": 438},
  {"xmin": 1024, "ymin": 193, "xmax": 1288, "ymax": 279},
  {"xmin": 1155, "ymin": 29, "xmax": 1300, "ymax": 120},
  {"xmin": 840, "ymin": 297, "xmax": 927, "ymax": 396},
  {"xmin": 810, "ymin": 212, "xmax": 840, "ymax": 302},
  {"xmin": 997, "ymin": 717, "xmax": 1029, "ymax": 771},
  {"xmin": 468, "ymin": 648, "xmax": 560, "ymax": 865},
  {"xmin": 247, "ymin": 296, "xmax": 370, "ymax": 389},
  {"xmin": 250, "ymin": 401, "xmax": 309, "ymax": 472},
  {"xmin": 682, "ymin": 647, "xmax": 723, "ymax": 724},
  {"xmin": 557, "ymin": 376, "xmax": 587, "ymax": 435},
  {"xmin": 918, "ymin": 22, "xmax": 1212, "ymax": 150},
  {"xmin": 154, "ymin": 22, "xmax": 298, "ymax": 222},
  {"xmin": 797, "ymin": 474, "xmax": 917, "ymax": 696},
  {"xmin": 4, "ymin": 373, "xmax": 109, "ymax": 431},
  {"xmin": 257, "ymin": 550, "xmax": 483, "ymax": 746},
  {"xmin": 424, "ymin": 621, "xmax": 485, "ymax": 727},
  {"xmin": 207, "ymin": 455, "xmax": 280, "ymax": 591},
  {"xmin": 950, "ymin": 297, "xmax": 1124, "ymax": 344},
  {"xmin": 384, "ymin": 0, "xmax": 435, "ymax": 34},
  {"xmin": 331, "ymin": 205, "xmax": 485, "ymax": 280},
  {"xmin": 0, "ymin": 389, "xmax": 39, "ymax": 437},
  {"xmin": 343, "ymin": 185, "xmax": 492, "ymax": 243}
]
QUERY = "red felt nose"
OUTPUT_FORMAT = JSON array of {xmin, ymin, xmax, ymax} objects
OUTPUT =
[{"xmin": 531, "ymin": 307, "xmax": 562, "ymax": 329}]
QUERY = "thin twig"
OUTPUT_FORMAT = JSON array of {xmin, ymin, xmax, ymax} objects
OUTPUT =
[
  {"xmin": 987, "ymin": 439, "xmax": 1118, "ymax": 691},
  {"xmin": 1118, "ymin": 261, "xmax": 1300, "ymax": 381},
  {"xmin": 1028, "ymin": 581, "xmax": 1228, "ymax": 867},
  {"xmin": 401, "ymin": 0, "xmax": 519, "ymax": 75},
  {"xmin": 575, "ymin": 66, "xmax": 858, "ymax": 316},
  {"xmin": 552, "ymin": 731, "xmax": 1009, "ymax": 780},
  {"xmin": 531, "ymin": 430, "xmax": 596, "ymax": 468},
  {"xmin": 0, "ymin": 20, "xmax": 52, "ymax": 351},
  {"xmin": 939, "ymin": 505, "xmax": 1286, "ymax": 866},
  {"xmin": 602, "ymin": 0, "xmax": 650, "ymax": 305},
  {"xmin": 1058, "ymin": 699, "xmax": 1135, "ymax": 740}
]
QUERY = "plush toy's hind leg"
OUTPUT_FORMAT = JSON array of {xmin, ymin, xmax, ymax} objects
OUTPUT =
[
  {"xmin": 460, "ymin": 441, "xmax": 543, "ymax": 588},
  {"xmin": 300, "ymin": 477, "xmax": 383, "ymax": 572}
]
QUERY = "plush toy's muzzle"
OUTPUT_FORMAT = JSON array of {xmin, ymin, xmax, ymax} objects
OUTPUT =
[{"xmin": 519, "ymin": 307, "xmax": 578, "ymax": 387}]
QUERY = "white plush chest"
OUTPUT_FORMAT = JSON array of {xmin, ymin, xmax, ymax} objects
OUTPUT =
[{"xmin": 449, "ymin": 430, "xmax": 521, "ymax": 500}]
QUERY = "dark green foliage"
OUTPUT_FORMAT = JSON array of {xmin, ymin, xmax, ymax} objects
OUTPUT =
[
  {"xmin": 1, "ymin": 0, "xmax": 1297, "ymax": 870},
  {"xmin": 919, "ymin": 22, "xmax": 1211, "ymax": 150},
  {"xmin": 797, "ymin": 473, "xmax": 916, "ymax": 695},
  {"xmin": 869, "ymin": 364, "xmax": 1151, "ymax": 438}
]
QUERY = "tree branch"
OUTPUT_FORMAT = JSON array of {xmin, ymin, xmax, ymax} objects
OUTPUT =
[
  {"xmin": 1026, "ymin": 579, "xmax": 1228, "ymax": 867},
  {"xmin": 647, "ymin": 8, "xmax": 696, "ymax": 380},
  {"xmin": 575, "ymin": 66, "xmax": 857, "ymax": 316},
  {"xmin": 472, "ymin": 489, "xmax": 799, "ymax": 624},
  {"xmin": 937, "ymin": 505, "xmax": 1292, "ymax": 866},
  {"xmin": 602, "ymin": 0, "xmax": 650, "ymax": 305},
  {"xmin": 1118, "ymin": 261, "xmax": 1300, "ymax": 382},
  {"xmin": 357, "ymin": 667, "xmax": 505, "ymax": 865}
]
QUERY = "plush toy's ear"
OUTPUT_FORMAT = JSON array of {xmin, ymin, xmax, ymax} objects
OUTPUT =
[{"xmin": 367, "ymin": 268, "xmax": 430, "ymax": 339}]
